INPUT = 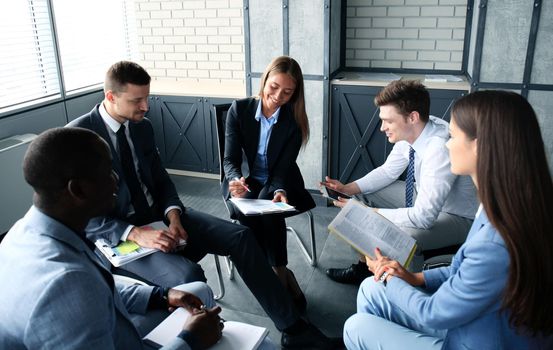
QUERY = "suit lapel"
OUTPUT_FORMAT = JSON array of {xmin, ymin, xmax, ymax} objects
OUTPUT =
[{"xmin": 90, "ymin": 109, "xmax": 124, "ymax": 178}]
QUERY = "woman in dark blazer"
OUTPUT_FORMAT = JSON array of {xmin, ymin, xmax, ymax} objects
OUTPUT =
[{"xmin": 223, "ymin": 56, "xmax": 315, "ymax": 310}]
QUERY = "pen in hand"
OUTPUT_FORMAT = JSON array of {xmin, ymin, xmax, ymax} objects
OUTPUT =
[{"xmin": 234, "ymin": 177, "xmax": 251, "ymax": 193}]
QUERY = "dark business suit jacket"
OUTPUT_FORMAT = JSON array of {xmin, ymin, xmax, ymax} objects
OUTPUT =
[
  {"xmin": 223, "ymin": 97, "xmax": 315, "ymax": 214},
  {"xmin": 68, "ymin": 105, "xmax": 184, "ymax": 245}
]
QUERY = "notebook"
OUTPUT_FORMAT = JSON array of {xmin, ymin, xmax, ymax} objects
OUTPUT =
[
  {"xmin": 143, "ymin": 308, "xmax": 268, "ymax": 350},
  {"xmin": 95, "ymin": 221, "xmax": 186, "ymax": 267}
]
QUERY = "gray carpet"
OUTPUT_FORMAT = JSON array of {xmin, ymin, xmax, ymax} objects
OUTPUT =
[{"xmin": 171, "ymin": 174, "xmax": 359, "ymax": 343}]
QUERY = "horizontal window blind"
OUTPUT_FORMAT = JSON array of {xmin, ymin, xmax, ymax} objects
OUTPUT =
[
  {"xmin": 0, "ymin": 0, "xmax": 60, "ymax": 109},
  {"xmin": 53, "ymin": 0, "xmax": 138, "ymax": 93},
  {"xmin": 0, "ymin": 0, "xmax": 137, "ymax": 112}
]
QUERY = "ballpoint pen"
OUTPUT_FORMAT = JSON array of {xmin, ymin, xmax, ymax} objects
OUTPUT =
[{"xmin": 234, "ymin": 177, "xmax": 251, "ymax": 192}]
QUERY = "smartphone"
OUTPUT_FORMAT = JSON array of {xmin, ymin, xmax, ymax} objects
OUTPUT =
[{"xmin": 321, "ymin": 185, "xmax": 351, "ymax": 201}]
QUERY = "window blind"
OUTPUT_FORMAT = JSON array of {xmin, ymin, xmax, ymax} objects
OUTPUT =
[
  {"xmin": 0, "ymin": 0, "xmax": 60, "ymax": 109},
  {"xmin": 52, "ymin": 0, "xmax": 138, "ymax": 93},
  {"xmin": 0, "ymin": 0, "xmax": 137, "ymax": 112}
]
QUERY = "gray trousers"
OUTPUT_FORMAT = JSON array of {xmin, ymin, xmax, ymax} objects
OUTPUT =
[{"xmin": 358, "ymin": 181, "xmax": 473, "ymax": 271}]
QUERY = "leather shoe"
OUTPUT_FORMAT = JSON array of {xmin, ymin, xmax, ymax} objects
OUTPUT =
[
  {"xmin": 281, "ymin": 322, "xmax": 342, "ymax": 349},
  {"xmin": 326, "ymin": 261, "xmax": 372, "ymax": 285}
]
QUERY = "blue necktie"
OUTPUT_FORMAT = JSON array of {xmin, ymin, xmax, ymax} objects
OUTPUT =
[{"xmin": 405, "ymin": 146, "xmax": 415, "ymax": 207}]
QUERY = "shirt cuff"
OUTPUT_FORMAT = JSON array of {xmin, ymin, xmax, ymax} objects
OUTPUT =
[
  {"xmin": 165, "ymin": 205, "xmax": 182, "ymax": 218},
  {"xmin": 120, "ymin": 225, "xmax": 135, "ymax": 242},
  {"xmin": 274, "ymin": 189, "xmax": 287, "ymax": 197}
]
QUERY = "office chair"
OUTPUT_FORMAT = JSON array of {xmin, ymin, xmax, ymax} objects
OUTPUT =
[
  {"xmin": 213, "ymin": 103, "xmax": 318, "ymax": 269},
  {"xmin": 422, "ymin": 254, "xmax": 455, "ymax": 270}
]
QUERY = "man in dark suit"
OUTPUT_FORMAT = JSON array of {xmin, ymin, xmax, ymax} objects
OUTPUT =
[{"xmin": 68, "ymin": 61, "xmax": 338, "ymax": 349}]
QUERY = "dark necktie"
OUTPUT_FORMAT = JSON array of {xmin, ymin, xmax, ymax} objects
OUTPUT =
[
  {"xmin": 116, "ymin": 124, "xmax": 151, "ymax": 220},
  {"xmin": 405, "ymin": 146, "xmax": 415, "ymax": 207}
]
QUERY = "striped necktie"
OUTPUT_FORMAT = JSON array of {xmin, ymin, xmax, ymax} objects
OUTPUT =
[{"xmin": 405, "ymin": 146, "xmax": 415, "ymax": 207}]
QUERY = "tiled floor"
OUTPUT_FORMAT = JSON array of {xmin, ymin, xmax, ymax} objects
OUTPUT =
[{"xmin": 171, "ymin": 175, "xmax": 360, "ymax": 344}]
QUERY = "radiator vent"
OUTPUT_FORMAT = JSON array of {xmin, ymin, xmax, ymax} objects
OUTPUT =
[{"xmin": 0, "ymin": 134, "xmax": 36, "ymax": 234}]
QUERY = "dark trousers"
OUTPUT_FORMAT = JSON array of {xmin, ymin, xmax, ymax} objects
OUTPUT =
[
  {"xmin": 117, "ymin": 208, "xmax": 299, "ymax": 331},
  {"xmin": 228, "ymin": 177, "xmax": 289, "ymax": 267}
]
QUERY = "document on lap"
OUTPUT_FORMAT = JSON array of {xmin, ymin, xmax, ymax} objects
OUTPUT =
[
  {"xmin": 229, "ymin": 198, "xmax": 296, "ymax": 216},
  {"xmin": 143, "ymin": 307, "xmax": 269, "ymax": 350},
  {"xmin": 95, "ymin": 221, "xmax": 186, "ymax": 267},
  {"xmin": 328, "ymin": 199, "xmax": 417, "ymax": 267}
]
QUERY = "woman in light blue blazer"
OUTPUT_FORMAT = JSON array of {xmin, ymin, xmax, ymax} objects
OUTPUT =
[{"xmin": 343, "ymin": 90, "xmax": 553, "ymax": 349}]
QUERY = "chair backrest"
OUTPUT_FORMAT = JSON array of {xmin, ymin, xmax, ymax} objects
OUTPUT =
[{"xmin": 213, "ymin": 103, "xmax": 232, "ymax": 183}]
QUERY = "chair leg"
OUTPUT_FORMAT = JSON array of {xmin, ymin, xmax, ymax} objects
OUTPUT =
[
  {"xmin": 212, "ymin": 255, "xmax": 225, "ymax": 300},
  {"xmin": 224, "ymin": 256, "xmax": 235, "ymax": 280},
  {"xmin": 287, "ymin": 210, "xmax": 317, "ymax": 267}
]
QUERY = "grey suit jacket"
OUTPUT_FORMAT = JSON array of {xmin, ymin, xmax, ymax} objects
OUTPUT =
[
  {"xmin": 0, "ymin": 206, "xmax": 189, "ymax": 349},
  {"xmin": 68, "ymin": 105, "xmax": 184, "ymax": 245}
]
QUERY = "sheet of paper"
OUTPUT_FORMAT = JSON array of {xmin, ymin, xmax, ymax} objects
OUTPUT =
[
  {"xmin": 144, "ymin": 308, "xmax": 268, "ymax": 350},
  {"xmin": 229, "ymin": 198, "xmax": 296, "ymax": 216},
  {"xmin": 113, "ymin": 241, "xmax": 140, "ymax": 255}
]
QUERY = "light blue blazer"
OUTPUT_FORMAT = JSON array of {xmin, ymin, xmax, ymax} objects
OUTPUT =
[
  {"xmin": 385, "ymin": 209, "xmax": 545, "ymax": 349},
  {"xmin": 0, "ymin": 206, "xmax": 190, "ymax": 350}
]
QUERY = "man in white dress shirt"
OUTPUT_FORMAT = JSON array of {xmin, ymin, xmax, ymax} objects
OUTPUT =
[{"xmin": 323, "ymin": 80, "xmax": 478, "ymax": 283}]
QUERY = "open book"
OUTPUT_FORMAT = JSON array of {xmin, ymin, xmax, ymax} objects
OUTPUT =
[
  {"xmin": 94, "ymin": 221, "xmax": 186, "ymax": 267},
  {"xmin": 143, "ymin": 308, "xmax": 268, "ymax": 350},
  {"xmin": 328, "ymin": 199, "xmax": 417, "ymax": 267},
  {"xmin": 229, "ymin": 198, "xmax": 296, "ymax": 216}
]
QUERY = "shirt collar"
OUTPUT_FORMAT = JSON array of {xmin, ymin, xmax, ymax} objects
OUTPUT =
[
  {"xmin": 410, "ymin": 116, "xmax": 442, "ymax": 154},
  {"xmin": 254, "ymin": 98, "xmax": 281, "ymax": 124},
  {"xmin": 99, "ymin": 102, "xmax": 128, "ymax": 133}
]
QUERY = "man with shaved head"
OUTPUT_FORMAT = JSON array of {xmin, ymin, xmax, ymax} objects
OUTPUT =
[{"xmin": 0, "ymin": 127, "xmax": 222, "ymax": 349}]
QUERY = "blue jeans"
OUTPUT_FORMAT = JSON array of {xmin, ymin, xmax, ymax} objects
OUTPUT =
[{"xmin": 344, "ymin": 278, "xmax": 446, "ymax": 350}]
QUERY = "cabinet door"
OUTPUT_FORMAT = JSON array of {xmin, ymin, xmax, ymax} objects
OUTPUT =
[
  {"xmin": 159, "ymin": 96, "xmax": 207, "ymax": 172},
  {"xmin": 329, "ymin": 85, "xmax": 465, "ymax": 184}
]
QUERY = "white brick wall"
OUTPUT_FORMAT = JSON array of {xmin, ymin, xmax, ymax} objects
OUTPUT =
[
  {"xmin": 346, "ymin": 0, "xmax": 467, "ymax": 70},
  {"xmin": 135, "ymin": 0, "xmax": 244, "ymax": 84}
]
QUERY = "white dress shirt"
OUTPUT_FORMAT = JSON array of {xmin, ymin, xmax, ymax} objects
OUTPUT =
[
  {"xmin": 355, "ymin": 116, "xmax": 478, "ymax": 229},
  {"xmin": 99, "ymin": 103, "xmax": 180, "ymax": 240}
]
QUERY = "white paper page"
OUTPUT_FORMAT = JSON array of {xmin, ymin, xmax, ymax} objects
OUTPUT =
[
  {"xmin": 211, "ymin": 321, "xmax": 268, "ymax": 350},
  {"xmin": 329, "ymin": 200, "xmax": 416, "ymax": 265},
  {"xmin": 144, "ymin": 308, "xmax": 190, "ymax": 347},
  {"xmin": 144, "ymin": 308, "xmax": 268, "ymax": 350},
  {"xmin": 229, "ymin": 198, "xmax": 295, "ymax": 215}
]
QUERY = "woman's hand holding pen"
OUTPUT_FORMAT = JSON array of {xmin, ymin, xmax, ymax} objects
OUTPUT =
[
  {"xmin": 365, "ymin": 248, "xmax": 425, "ymax": 287},
  {"xmin": 229, "ymin": 177, "xmax": 250, "ymax": 198}
]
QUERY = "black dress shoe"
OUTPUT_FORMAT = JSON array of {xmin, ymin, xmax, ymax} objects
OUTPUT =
[
  {"xmin": 281, "ymin": 322, "xmax": 341, "ymax": 349},
  {"xmin": 326, "ymin": 261, "xmax": 372, "ymax": 285}
]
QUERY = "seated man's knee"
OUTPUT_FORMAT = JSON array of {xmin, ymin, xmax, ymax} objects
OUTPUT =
[{"xmin": 181, "ymin": 262, "xmax": 207, "ymax": 284}]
